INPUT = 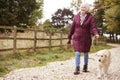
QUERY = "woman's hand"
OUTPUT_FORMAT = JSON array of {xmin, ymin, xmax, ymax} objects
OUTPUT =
[
  {"xmin": 95, "ymin": 34, "xmax": 99, "ymax": 39},
  {"xmin": 67, "ymin": 39, "xmax": 71, "ymax": 44}
]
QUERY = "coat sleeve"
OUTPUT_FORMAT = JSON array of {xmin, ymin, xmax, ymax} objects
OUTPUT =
[
  {"xmin": 68, "ymin": 17, "xmax": 75, "ymax": 40},
  {"xmin": 90, "ymin": 16, "xmax": 99, "ymax": 36}
]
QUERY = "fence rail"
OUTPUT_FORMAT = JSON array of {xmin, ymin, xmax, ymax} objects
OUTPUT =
[{"xmin": 0, "ymin": 26, "xmax": 68, "ymax": 53}]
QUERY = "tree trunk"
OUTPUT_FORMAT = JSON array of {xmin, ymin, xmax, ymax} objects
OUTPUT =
[
  {"xmin": 115, "ymin": 34, "xmax": 118, "ymax": 43},
  {"xmin": 109, "ymin": 33, "xmax": 112, "ymax": 42},
  {"xmin": 112, "ymin": 33, "xmax": 115, "ymax": 43}
]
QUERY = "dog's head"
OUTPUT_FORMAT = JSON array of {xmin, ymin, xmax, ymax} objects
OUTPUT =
[{"xmin": 96, "ymin": 49, "xmax": 110, "ymax": 63}]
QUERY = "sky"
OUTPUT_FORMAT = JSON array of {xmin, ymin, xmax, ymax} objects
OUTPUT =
[{"xmin": 41, "ymin": 0, "xmax": 95, "ymax": 22}]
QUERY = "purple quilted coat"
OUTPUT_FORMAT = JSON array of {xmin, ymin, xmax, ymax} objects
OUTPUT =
[{"xmin": 68, "ymin": 12, "xmax": 98, "ymax": 52}]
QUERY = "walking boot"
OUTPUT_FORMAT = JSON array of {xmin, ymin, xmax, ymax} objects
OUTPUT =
[
  {"xmin": 74, "ymin": 66, "xmax": 80, "ymax": 75},
  {"xmin": 83, "ymin": 65, "xmax": 88, "ymax": 72}
]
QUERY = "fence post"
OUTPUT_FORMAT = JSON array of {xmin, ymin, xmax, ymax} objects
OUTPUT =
[
  {"xmin": 60, "ymin": 31, "xmax": 63, "ymax": 48},
  {"xmin": 49, "ymin": 32, "xmax": 52, "ymax": 51},
  {"xmin": 33, "ymin": 27, "xmax": 37, "ymax": 51},
  {"xmin": 13, "ymin": 26, "xmax": 17, "ymax": 54}
]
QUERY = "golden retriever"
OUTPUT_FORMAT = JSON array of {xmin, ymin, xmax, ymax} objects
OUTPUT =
[{"xmin": 96, "ymin": 49, "xmax": 111, "ymax": 79}]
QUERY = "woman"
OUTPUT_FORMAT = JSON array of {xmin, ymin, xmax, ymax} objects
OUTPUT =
[{"xmin": 68, "ymin": 3, "xmax": 99, "ymax": 75}]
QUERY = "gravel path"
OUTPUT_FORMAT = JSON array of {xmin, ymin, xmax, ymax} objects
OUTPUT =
[{"xmin": 0, "ymin": 44, "xmax": 120, "ymax": 80}]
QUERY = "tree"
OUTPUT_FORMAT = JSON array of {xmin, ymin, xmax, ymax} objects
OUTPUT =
[
  {"xmin": 93, "ymin": 0, "xmax": 105, "ymax": 36},
  {"xmin": 29, "ymin": 0, "xmax": 43, "ymax": 26},
  {"xmin": 0, "ymin": 0, "xmax": 43, "ymax": 27},
  {"xmin": 43, "ymin": 19, "xmax": 52, "ymax": 31},
  {"xmin": 97, "ymin": 0, "xmax": 120, "ymax": 42},
  {"xmin": 104, "ymin": 0, "xmax": 120, "ymax": 34},
  {"xmin": 51, "ymin": 8, "xmax": 74, "ymax": 28},
  {"xmin": 105, "ymin": 4, "xmax": 120, "ymax": 42},
  {"xmin": 70, "ymin": 0, "xmax": 82, "ymax": 13},
  {"xmin": 43, "ymin": 19, "xmax": 56, "ymax": 34}
]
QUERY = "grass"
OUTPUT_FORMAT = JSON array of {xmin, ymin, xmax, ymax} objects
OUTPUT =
[
  {"xmin": 0, "ymin": 44, "xmax": 113, "ymax": 77},
  {"xmin": 90, "ymin": 44, "xmax": 114, "ymax": 53}
]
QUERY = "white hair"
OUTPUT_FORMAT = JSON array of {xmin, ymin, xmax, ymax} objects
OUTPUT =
[{"xmin": 80, "ymin": 3, "xmax": 90, "ymax": 11}]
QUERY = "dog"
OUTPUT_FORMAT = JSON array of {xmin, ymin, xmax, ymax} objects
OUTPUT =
[{"xmin": 96, "ymin": 49, "xmax": 111, "ymax": 79}]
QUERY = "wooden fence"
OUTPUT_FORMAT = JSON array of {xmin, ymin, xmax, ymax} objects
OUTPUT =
[{"xmin": 0, "ymin": 26, "xmax": 68, "ymax": 54}]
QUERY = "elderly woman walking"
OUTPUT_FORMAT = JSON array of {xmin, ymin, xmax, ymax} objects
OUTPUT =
[{"xmin": 68, "ymin": 3, "xmax": 99, "ymax": 75}]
